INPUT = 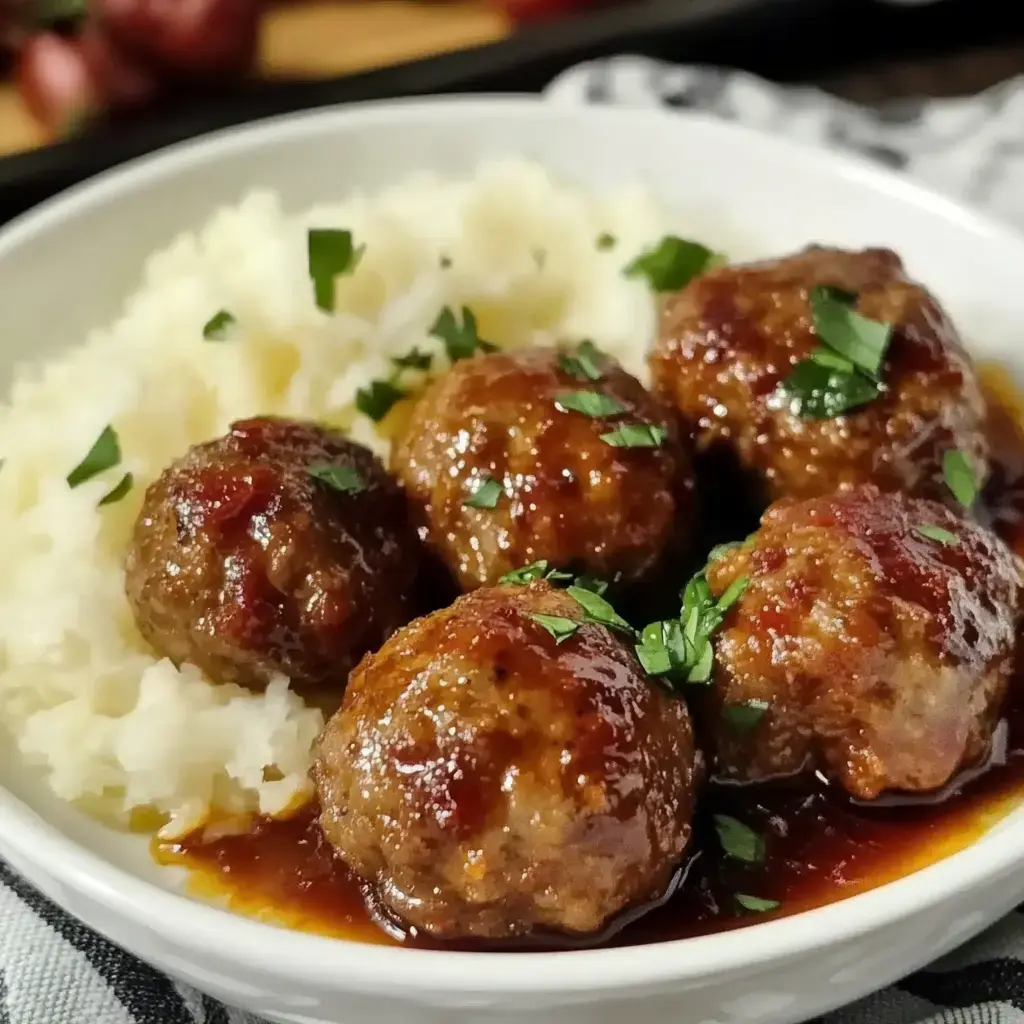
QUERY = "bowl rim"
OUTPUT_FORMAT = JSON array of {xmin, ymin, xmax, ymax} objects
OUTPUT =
[{"xmin": 1, "ymin": 94, "xmax": 1023, "ymax": 997}]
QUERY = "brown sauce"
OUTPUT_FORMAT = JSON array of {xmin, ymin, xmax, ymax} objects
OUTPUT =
[{"xmin": 155, "ymin": 363, "xmax": 1024, "ymax": 952}]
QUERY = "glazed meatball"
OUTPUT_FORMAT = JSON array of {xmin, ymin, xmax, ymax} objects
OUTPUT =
[
  {"xmin": 391, "ymin": 346, "xmax": 694, "ymax": 591},
  {"xmin": 703, "ymin": 486, "xmax": 1020, "ymax": 799},
  {"xmin": 125, "ymin": 416, "xmax": 421, "ymax": 691},
  {"xmin": 314, "ymin": 581, "xmax": 700, "ymax": 941},
  {"xmin": 650, "ymin": 245, "xmax": 988, "ymax": 504}
]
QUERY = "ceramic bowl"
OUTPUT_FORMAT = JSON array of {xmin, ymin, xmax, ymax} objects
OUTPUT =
[{"xmin": 1, "ymin": 97, "xmax": 1023, "ymax": 1024}]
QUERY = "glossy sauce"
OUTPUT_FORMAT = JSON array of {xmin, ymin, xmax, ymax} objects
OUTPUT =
[{"xmin": 155, "ymin": 364, "xmax": 1024, "ymax": 951}]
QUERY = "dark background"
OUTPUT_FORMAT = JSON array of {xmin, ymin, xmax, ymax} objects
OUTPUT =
[{"xmin": 1, "ymin": 0, "xmax": 1022, "ymax": 222}]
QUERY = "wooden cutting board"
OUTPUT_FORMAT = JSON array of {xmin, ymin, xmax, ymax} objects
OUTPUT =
[{"xmin": 0, "ymin": 0, "xmax": 511, "ymax": 156}]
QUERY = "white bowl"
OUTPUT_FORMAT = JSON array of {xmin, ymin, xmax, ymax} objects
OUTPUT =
[{"xmin": 1, "ymin": 97, "xmax": 1023, "ymax": 1024}]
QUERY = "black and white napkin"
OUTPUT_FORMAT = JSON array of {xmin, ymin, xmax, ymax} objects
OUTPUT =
[{"xmin": 2, "ymin": 60, "xmax": 1023, "ymax": 1024}]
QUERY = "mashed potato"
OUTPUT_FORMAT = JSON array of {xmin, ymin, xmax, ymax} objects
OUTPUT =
[{"xmin": 0, "ymin": 159, "xmax": 669, "ymax": 837}]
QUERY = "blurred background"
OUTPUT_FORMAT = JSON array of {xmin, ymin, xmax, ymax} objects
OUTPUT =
[{"xmin": 0, "ymin": 0, "xmax": 1021, "ymax": 216}]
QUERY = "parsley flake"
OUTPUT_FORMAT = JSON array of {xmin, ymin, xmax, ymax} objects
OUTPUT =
[
  {"xmin": 356, "ymin": 380, "xmax": 407, "ymax": 422},
  {"xmin": 98, "ymin": 472, "xmax": 133, "ymax": 507},
  {"xmin": 429, "ymin": 306, "xmax": 496, "ymax": 362},
  {"xmin": 917, "ymin": 523, "xmax": 958, "ymax": 546},
  {"xmin": 555, "ymin": 390, "xmax": 627, "ymax": 418},
  {"xmin": 600, "ymin": 423, "xmax": 668, "ymax": 449},
  {"xmin": 392, "ymin": 348, "xmax": 433, "ymax": 371},
  {"xmin": 527, "ymin": 613, "xmax": 580, "ymax": 644},
  {"xmin": 810, "ymin": 286, "xmax": 891, "ymax": 381},
  {"xmin": 943, "ymin": 449, "xmax": 978, "ymax": 508},
  {"xmin": 624, "ymin": 236, "xmax": 718, "ymax": 292},
  {"xmin": 202, "ymin": 310, "xmax": 236, "ymax": 341},
  {"xmin": 596, "ymin": 232, "xmax": 616, "ymax": 251},
  {"xmin": 464, "ymin": 475, "xmax": 503, "ymax": 509},
  {"xmin": 714, "ymin": 814, "xmax": 765, "ymax": 863},
  {"xmin": 67, "ymin": 426, "xmax": 121, "ymax": 489},
  {"xmin": 779, "ymin": 358, "xmax": 881, "ymax": 420},
  {"xmin": 309, "ymin": 464, "xmax": 365, "ymax": 494},
  {"xmin": 734, "ymin": 894, "xmax": 780, "ymax": 913},
  {"xmin": 308, "ymin": 228, "xmax": 364, "ymax": 312},
  {"xmin": 499, "ymin": 560, "xmax": 573, "ymax": 586},
  {"xmin": 558, "ymin": 340, "xmax": 605, "ymax": 382},
  {"xmin": 722, "ymin": 699, "xmax": 770, "ymax": 734},
  {"xmin": 567, "ymin": 585, "xmax": 635, "ymax": 636}
]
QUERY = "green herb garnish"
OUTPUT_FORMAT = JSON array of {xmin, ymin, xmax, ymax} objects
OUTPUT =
[
  {"xmin": 566, "ymin": 585, "xmax": 634, "ymax": 636},
  {"xmin": 809, "ymin": 286, "xmax": 891, "ymax": 381},
  {"xmin": 202, "ymin": 310, "xmax": 236, "ymax": 341},
  {"xmin": 429, "ymin": 306, "xmax": 496, "ymax": 362},
  {"xmin": 440, "ymin": 255, "xmax": 452, "ymax": 269},
  {"xmin": 499, "ymin": 560, "xmax": 573, "ymax": 586},
  {"xmin": 596, "ymin": 233, "xmax": 617, "ymax": 251},
  {"xmin": 943, "ymin": 449, "xmax": 978, "ymax": 508},
  {"xmin": 392, "ymin": 347, "xmax": 433, "ymax": 371},
  {"xmin": 464, "ymin": 475, "xmax": 503, "ymax": 509},
  {"xmin": 917, "ymin": 523, "xmax": 958, "ymax": 546},
  {"xmin": 734, "ymin": 894, "xmax": 779, "ymax": 913},
  {"xmin": 600, "ymin": 423, "xmax": 668, "ymax": 449},
  {"xmin": 624, "ymin": 236, "xmax": 718, "ymax": 292},
  {"xmin": 356, "ymin": 380, "xmax": 406, "ymax": 422},
  {"xmin": 67, "ymin": 426, "xmax": 121, "ymax": 488},
  {"xmin": 779, "ymin": 286, "xmax": 892, "ymax": 421},
  {"xmin": 527, "ymin": 614, "xmax": 580, "ymax": 644},
  {"xmin": 309, "ymin": 464, "xmax": 365, "ymax": 495},
  {"xmin": 779, "ymin": 359, "xmax": 881, "ymax": 420},
  {"xmin": 555, "ymin": 390, "xmax": 626, "ymax": 418},
  {"xmin": 98, "ymin": 472, "xmax": 133, "ymax": 507},
  {"xmin": 558, "ymin": 340, "xmax": 605, "ymax": 382},
  {"xmin": 308, "ymin": 228, "xmax": 364, "ymax": 312},
  {"xmin": 635, "ymin": 569, "xmax": 746, "ymax": 689},
  {"xmin": 714, "ymin": 814, "xmax": 765, "ymax": 863},
  {"xmin": 572, "ymin": 573, "xmax": 608, "ymax": 596},
  {"xmin": 722, "ymin": 699, "xmax": 770, "ymax": 734}
]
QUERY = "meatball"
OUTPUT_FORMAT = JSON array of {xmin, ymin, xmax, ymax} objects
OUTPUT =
[
  {"xmin": 391, "ymin": 346, "xmax": 694, "ymax": 591},
  {"xmin": 703, "ymin": 485, "xmax": 1020, "ymax": 799},
  {"xmin": 650, "ymin": 245, "xmax": 988, "ymax": 504},
  {"xmin": 314, "ymin": 581, "xmax": 700, "ymax": 941},
  {"xmin": 125, "ymin": 416, "xmax": 421, "ymax": 691}
]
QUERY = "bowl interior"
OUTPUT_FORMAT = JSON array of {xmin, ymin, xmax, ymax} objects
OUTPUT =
[{"xmin": 1, "ymin": 97, "xmax": 1023, "ymax": 983}]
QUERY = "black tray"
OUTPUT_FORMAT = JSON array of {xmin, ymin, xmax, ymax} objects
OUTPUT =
[{"xmin": 0, "ymin": 0, "xmax": 1021, "ymax": 222}]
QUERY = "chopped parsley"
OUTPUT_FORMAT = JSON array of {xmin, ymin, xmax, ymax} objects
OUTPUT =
[
  {"xmin": 917, "ymin": 523, "xmax": 958, "ymax": 546},
  {"xmin": 429, "ymin": 306, "xmax": 496, "ymax": 362},
  {"xmin": 566, "ymin": 585, "xmax": 635, "ymax": 636},
  {"xmin": 464, "ymin": 475, "xmax": 503, "ymax": 509},
  {"xmin": 499, "ymin": 560, "xmax": 573, "ymax": 586},
  {"xmin": 714, "ymin": 814, "xmax": 765, "ymax": 863},
  {"xmin": 809, "ymin": 286, "xmax": 891, "ymax": 381},
  {"xmin": 600, "ymin": 423, "xmax": 668, "ymax": 449},
  {"xmin": 558, "ymin": 340, "xmax": 605, "ymax": 382},
  {"xmin": 356, "ymin": 380, "xmax": 407, "ymax": 423},
  {"xmin": 943, "ymin": 449, "xmax": 978, "ymax": 508},
  {"xmin": 734, "ymin": 894, "xmax": 780, "ymax": 913},
  {"xmin": 635, "ymin": 569, "xmax": 746, "ymax": 689},
  {"xmin": 308, "ymin": 228, "xmax": 364, "ymax": 312},
  {"xmin": 779, "ymin": 357, "xmax": 881, "ymax": 420},
  {"xmin": 440, "ymin": 254, "xmax": 452, "ymax": 269},
  {"xmin": 555, "ymin": 390, "xmax": 626, "ymax": 418},
  {"xmin": 722, "ymin": 699, "xmax": 770, "ymax": 734},
  {"xmin": 624, "ymin": 236, "xmax": 718, "ymax": 292},
  {"xmin": 202, "ymin": 310, "xmax": 236, "ymax": 341},
  {"xmin": 596, "ymin": 232, "xmax": 616, "ymax": 251},
  {"xmin": 527, "ymin": 613, "xmax": 579, "ymax": 644},
  {"xmin": 392, "ymin": 347, "xmax": 433, "ymax": 371},
  {"xmin": 67, "ymin": 426, "xmax": 121, "ymax": 489},
  {"xmin": 780, "ymin": 286, "xmax": 892, "ymax": 420},
  {"xmin": 98, "ymin": 472, "xmax": 133, "ymax": 507},
  {"xmin": 309, "ymin": 464, "xmax": 365, "ymax": 494}
]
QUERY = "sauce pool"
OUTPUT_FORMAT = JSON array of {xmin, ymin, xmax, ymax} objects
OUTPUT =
[{"xmin": 155, "ymin": 364, "xmax": 1024, "ymax": 951}]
